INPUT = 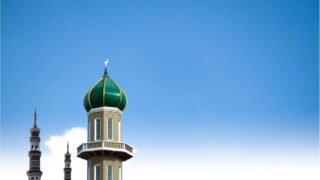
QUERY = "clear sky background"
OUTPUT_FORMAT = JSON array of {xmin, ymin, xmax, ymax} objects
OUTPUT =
[{"xmin": 1, "ymin": 0, "xmax": 319, "ymax": 179}]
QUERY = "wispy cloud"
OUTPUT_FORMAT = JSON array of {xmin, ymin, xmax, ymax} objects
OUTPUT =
[
  {"xmin": 126, "ymin": 152, "xmax": 320, "ymax": 180},
  {"xmin": 1, "ymin": 127, "xmax": 319, "ymax": 180}
]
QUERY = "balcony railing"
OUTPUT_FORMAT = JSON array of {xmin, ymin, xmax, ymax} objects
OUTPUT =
[{"xmin": 77, "ymin": 141, "xmax": 133, "ymax": 155}]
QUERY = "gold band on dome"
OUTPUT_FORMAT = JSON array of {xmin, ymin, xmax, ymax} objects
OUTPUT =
[
  {"xmin": 88, "ymin": 77, "xmax": 103, "ymax": 109},
  {"xmin": 117, "ymin": 86, "xmax": 123, "ymax": 108},
  {"xmin": 102, "ymin": 76, "xmax": 107, "ymax": 106},
  {"xmin": 110, "ymin": 78, "xmax": 122, "ymax": 109},
  {"xmin": 121, "ymin": 87, "xmax": 128, "ymax": 111},
  {"xmin": 87, "ymin": 92, "xmax": 92, "ymax": 109}
]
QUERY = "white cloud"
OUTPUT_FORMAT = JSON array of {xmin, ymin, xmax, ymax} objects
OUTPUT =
[
  {"xmin": 0, "ymin": 127, "xmax": 87, "ymax": 180},
  {"xmin": 1, "ymin": 127, "xmax": 319, "ymax": 180},
  {"xmin": 42, "ymin": 127, "xmax": 87, "ymax": 180}
]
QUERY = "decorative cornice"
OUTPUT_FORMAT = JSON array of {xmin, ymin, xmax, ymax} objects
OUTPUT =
[{"xmin": 87, "ymin": 107, "xmax": 123, "ymax": 116}]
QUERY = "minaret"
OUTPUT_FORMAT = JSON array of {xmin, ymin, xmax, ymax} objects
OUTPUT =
[
  {"xmin": 78, "ymin": 60, "xmax": 133, "ymax": 180},
  {"xmin": 27, "ymin": 110, "xmax": 43, "ymax": 180},
  {"xmin": 64, "ymin": 142, "xmax": 72, "ymax": 180}
]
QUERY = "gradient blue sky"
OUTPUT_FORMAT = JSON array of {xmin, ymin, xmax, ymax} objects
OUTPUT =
[{"xmin": 1, "ymin": 0, "xmax": 319, "ymax": 159}]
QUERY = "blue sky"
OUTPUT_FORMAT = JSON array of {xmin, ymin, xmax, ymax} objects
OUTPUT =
[{"xmin": 1, "ymin": 0, "xmax": 319, "ymax": 160}]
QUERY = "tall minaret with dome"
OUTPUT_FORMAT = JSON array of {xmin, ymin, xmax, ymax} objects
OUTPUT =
[
  {"xmin": 27, "ymin": 110, "xmax": 43, "ymax": 180},
  {"xmin": 77, "ymin": 60, "xmax": 133, "ymax": 180}
]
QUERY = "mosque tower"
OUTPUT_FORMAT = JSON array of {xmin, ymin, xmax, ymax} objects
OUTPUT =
[
  {"xmin": 27, "ymin": 110, "xmax": 43, "ymax": 180},
  {"xmin": 77, "ymin": 60, "xmax": 133, "ymax": 180},
  {"xmin": 64, "ymin": 143, "xmax": 72, "ymax": 180}
]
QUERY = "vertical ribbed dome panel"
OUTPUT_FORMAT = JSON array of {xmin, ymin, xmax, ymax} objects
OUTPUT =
[{"xmin": 84, "ymin": 75, "xmax": 127, "ymax": 112}]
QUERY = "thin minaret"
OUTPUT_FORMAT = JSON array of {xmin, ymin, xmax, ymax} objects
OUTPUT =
[
  {"xmin": 27, "ymin": 110, "xmax": 43, "ymax": 180},
  {"xmin": 64, "ymin": 142, "xmax": 72, "ymax": 180}
]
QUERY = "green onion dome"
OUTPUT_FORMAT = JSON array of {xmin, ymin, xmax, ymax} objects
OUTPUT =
[{"xmin": 83, "ymin": 70, "xmax": 127, "ymax": 112}]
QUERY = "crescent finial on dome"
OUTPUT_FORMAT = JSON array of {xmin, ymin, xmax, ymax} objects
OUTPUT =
[{"xmin": 104, "ymin": 59, "xmax": 109, "ymax": 75}]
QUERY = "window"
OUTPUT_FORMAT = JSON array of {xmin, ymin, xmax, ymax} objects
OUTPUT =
[
  {"xmin": 88, "ymin": 120, "xmax": 91, "ymax": 141},
  {"xmin": 94, "ymin": 164, "xmax": 101, "ymax": 180},
  {"xmin": 108, "ymin": 118, "xmax": 113, "ymax": 140},
  {"xmin": 118, "ymin": 120, "xmax": 121, "ymax": 142},
  {"xmin": 118, "ymin": 165, "xmax": 122, "ymax": 180},
  {"xmin": 95, "ymin": 118, "xmax": 101, "ymax": 140},
  {"xmin": 87, "ymin": 162, "xmax": 90, "ymax": 180},
  {"xmin": 107, "ymin": 165, "xmax": 113, "ymax": 180}
]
